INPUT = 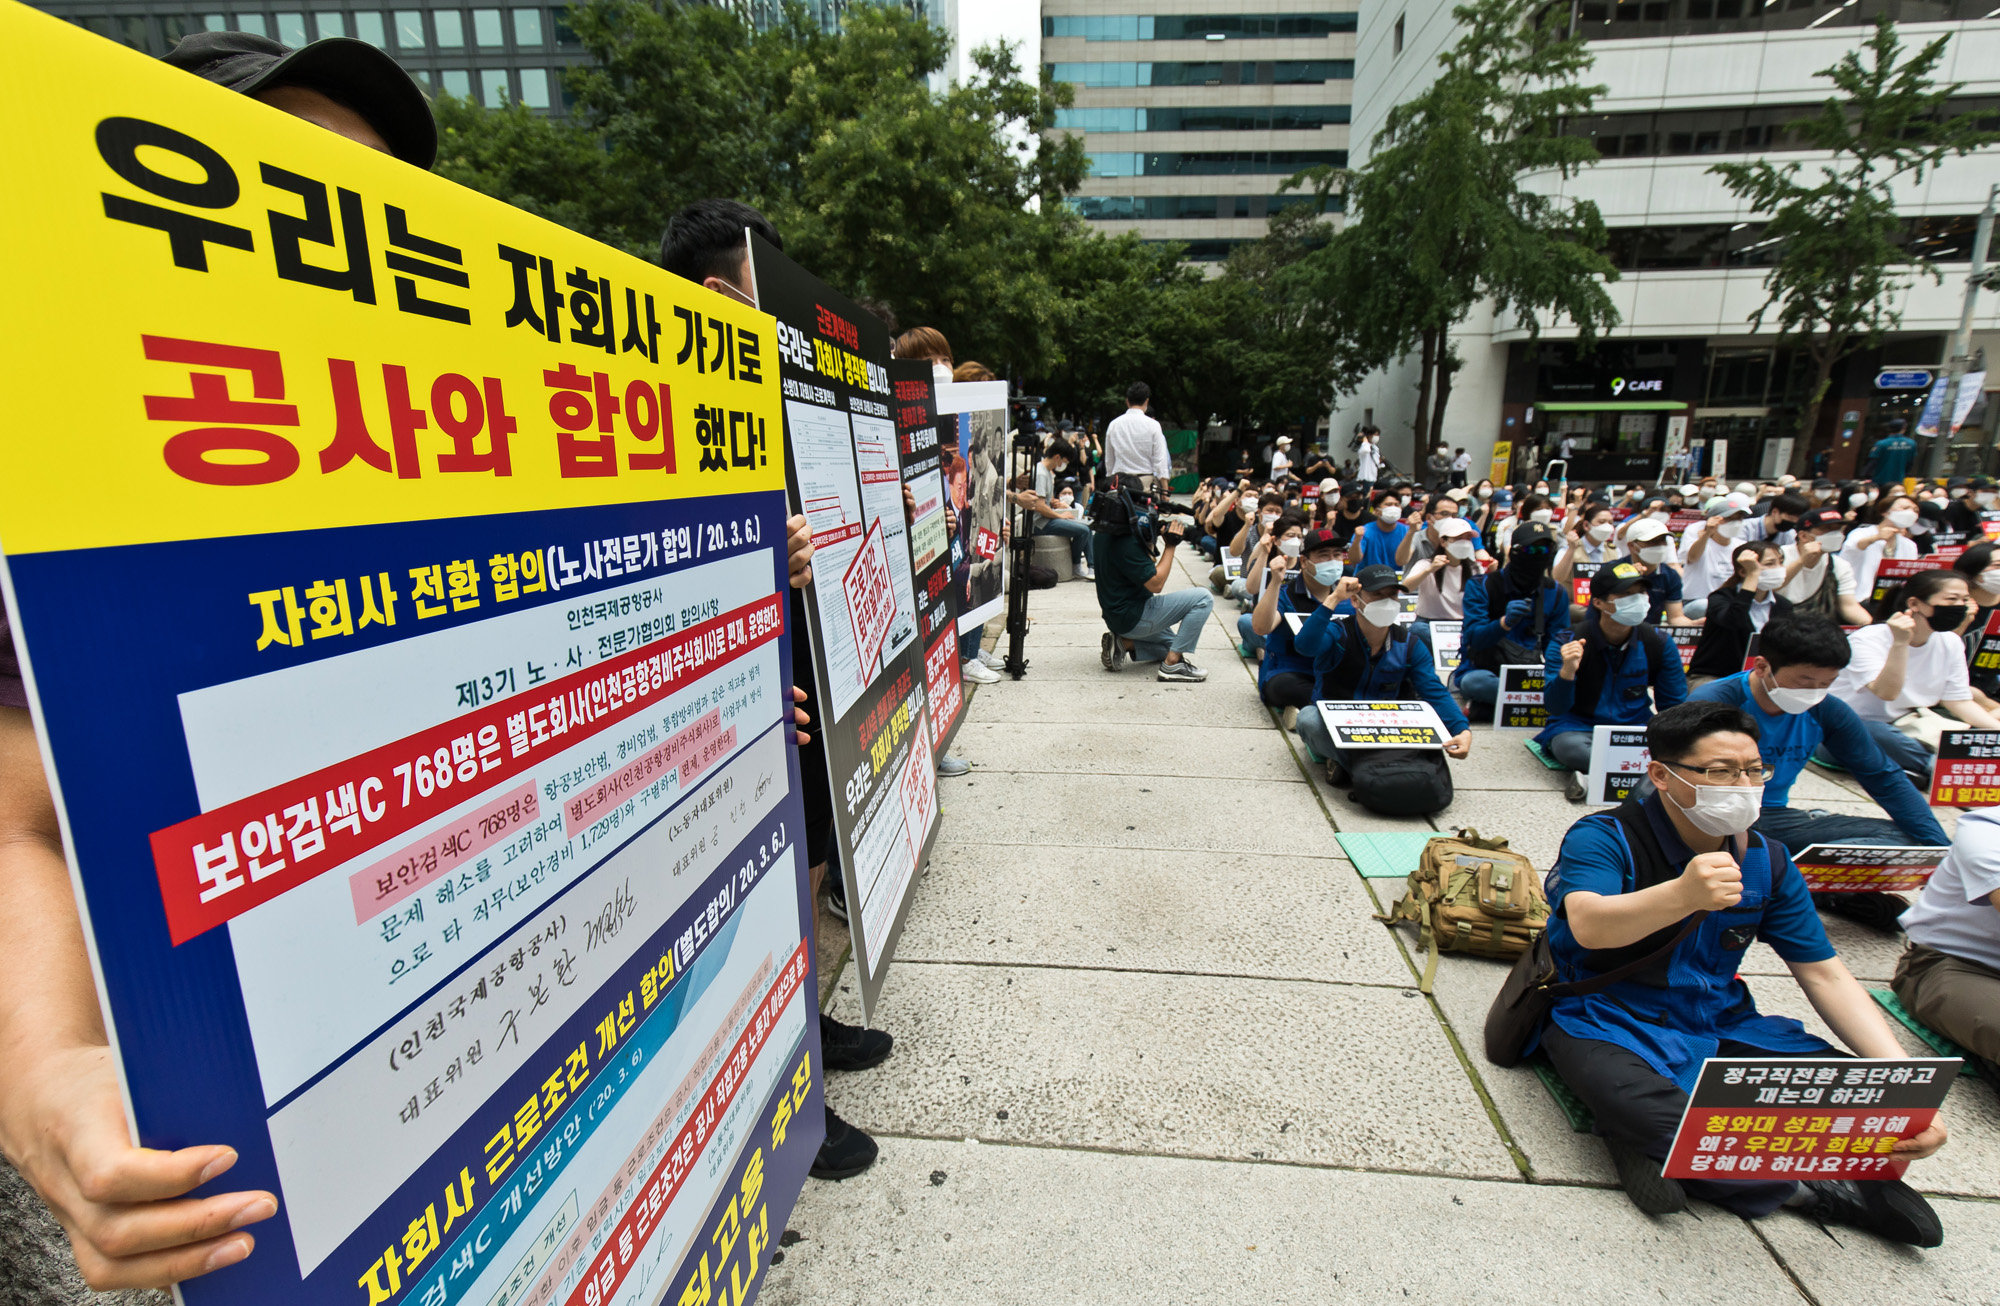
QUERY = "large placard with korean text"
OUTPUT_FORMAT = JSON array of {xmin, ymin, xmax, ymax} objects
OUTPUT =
[{"xmin": 0, "ymin": 10, "xmax": 819, "ymax": 1306}]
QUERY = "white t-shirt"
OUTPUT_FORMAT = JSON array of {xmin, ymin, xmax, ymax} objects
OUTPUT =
[
  {"xmin": 1777, "ymin": 543, "xmax": 1857, "ymax": 607},
  {"xmin": 1357, "ymin": 440, "xmax": 1381, "ymax": 480},
  {"xmin": 1409, "ymin": 540, "xmax": 1471, "ymax": 620},
  {"xmin": 1839, "ymin": 531, "xmax": 1918, "ymax": 599},
  {"xmin": 1900, "ymin": 808, "xmax": 2000, "ymax": 972},
  {"xmin": 1829, "ymin": 624, "xmax": 1972, "ymax": 722},
  {"xmin": 1679, "ymin": 522, "xmax": 1742, "ymax": 605},
  {"xmin": 1271, "ymin": 449, "xmax": 1291, "ymax": 481},
  {"xmin": 1451, "ymin": 452, "xmax": 1472, "ymax": 472}
]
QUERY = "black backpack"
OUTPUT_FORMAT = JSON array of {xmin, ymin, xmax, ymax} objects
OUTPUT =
[{"xmin": 1321, "ymin": 620, "xmax": 1455, "ymax": 816}]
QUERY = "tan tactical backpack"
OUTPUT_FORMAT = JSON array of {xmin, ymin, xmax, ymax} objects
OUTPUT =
[{"xmin": 1379, "ymin": 829, "xmax": 1551, "ymax": 993}]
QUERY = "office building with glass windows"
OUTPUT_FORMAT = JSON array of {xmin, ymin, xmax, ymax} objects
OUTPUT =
[
  {"xmin": 1337, "ymin": 0, "xmax": 2000, "ymax": 483},
  {"xmin": 1043, "ymin": 4, "xmax": 1359, "ymax": 262}
]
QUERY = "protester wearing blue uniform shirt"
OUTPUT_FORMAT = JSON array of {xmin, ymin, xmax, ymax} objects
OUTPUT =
[
  {"xmin": 1247, "ymin": 522, "xmax": 1343, "ymax": 718},
  {"xmin": 1539, "ymin": 562, "xmax": 1688, "ymax": 801},
  {"xmin": 1455, "ymin": 521, "xmax": 1568, "ymax": 713},
  {"xmin": 1294, "ymin": 565, "xmax": 1470, "ymax": 780},
  {"xmin": 1346, "ymin": 491, "xmax": 1410, "ymax": 569},
  {"xmin": 1535, "ymin": 701, "xmax": 1948, "ymax": 1243}
]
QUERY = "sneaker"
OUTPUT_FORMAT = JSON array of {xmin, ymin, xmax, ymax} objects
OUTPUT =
[
  {"xmin": 1100, "ymin": 631, "xmax": 1125, "ymax": 673},
  {"xmin": 820, "ymin": 1013, "xmax": 893, "ymax": 1072},
  {"xmin": 1564, "ymin": 772, "xmax": 1588, "ymax": 804},
  {"xmin": 961, "ymin": 658, "xmax": 1001, "ymax": 684},
  {"xmin": 976, "ymin": 648, "xmax": 1004, "ymax": 670},
  {"xmin": 1074, "ymin": 563, "xmax": 1095, "ymax": 581},
  {"xmin": 1325, "ymin": 757, "xmax": 1350, "ymax": 787},
  {"xmin": 1280, "ymin": 706, "xmax": 1300, "ymax": 733},
  {"xmin": 1208, "ymin": 566, "xmax": 1227, "ymax": 595},
  {"xmin": 937, "ymin": 752, "xmax": 970, "ymax": 777},
  {"xmin": 1605, "ymin": 1139, "xmax": 1687, "ymax": 1216},
  {"xmin": 1813, "ymin": 891, "xmax": 1909, "ymax": 933},
  {"xmin": 1792, "ymin": 1178, "xmax": 1942, "ymax": 1247},
  {"xmin": 811, "ymin": 1106, "xmax": 879, "ymax": 1180},
  {"xmin": 826, "ymin": 875, "xmax": 848, "ymax": 922},
  {"xmin": 1157, "ymin": 657, "xmax": 1207, "ymax": 682}
]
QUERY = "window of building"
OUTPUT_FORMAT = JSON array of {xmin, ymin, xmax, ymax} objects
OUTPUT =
[
  {"xmin": 480, "ymin": 68, "xmax": 510, "ymax": 106},
  {"xmin": 1069, "ymin": 193, "xmax": 1343, "ymax": 219},
  {"xmin": 1043, "ymin": 14, "xmax": 1359, "ymax": 40},
  {"xmin": 513, "ymin": 7, "xmax": 545, "ymax": 45},
  {"xmin": 232, "ymin": 12, "xmax": 267, "ymax": 36},
  {"xmin": 1567, "ymin": 97, "xmax": 2000, "ymax": 159},
  {"xmin": 1055, "ymin": 105, "xmax": 1351, "ymax": 132},
  {"xmin": 518, "ymin": 67, "xmax": 551, "ymax": 108},
  {"xmin": 314, "ymin": 12, "xmax": 347, "ymax": 39},
  {"xmin": 201, "ymin": 14, "xmax": 228, "ymax": 32},
  {"xmin": 1088, "ymin": 149, "xmax": 1347, "ymax": 177},
  {"xmin": 435, "ymin": 9, "xmax": 466, "ymax": 47},
  {"xmin": 1393, "ymin": 14, "xmax": 1405, "ymax": 54},
  {"xmin": 274, "ymin": 12, "xmax": 308, "ymax": 45},
  {"xmin": 474, "ymin": 8, "xmax": 505, "ymax": 45},
  {"xmin": 353, "ymin": 11, "xmax": 386, "ymax": 46},
  {"xmin": 439, "ymin": 68, "xmax": 472, "ymax": 97},
  {"xmin": 1568, "ymin": 0, "xmax": 1994, "ymax": 40},
  {"xmin": 1046, "ymin": 59, "xmax": 1351, "ymax": 87},
  {"xmin": 553, "ymin": 5, "xmax": 582, "ymax": 48},
  {"xmin": 393, "ymin": 9, "xmax": 424, "ymax": 47},
  {"xmin": 160, "ymin": 14, "xmax": 204, "ymax": 46}
]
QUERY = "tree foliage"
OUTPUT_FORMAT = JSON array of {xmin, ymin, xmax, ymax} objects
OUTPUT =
[{"xmin": 1709, "ymin": 16, "xmax": 1995, "ymax": 467}]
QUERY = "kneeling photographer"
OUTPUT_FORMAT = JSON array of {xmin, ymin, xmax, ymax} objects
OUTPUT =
[
  {"xmin": 1093, "ymin": 477, "xmax": 1212, "ymax": 682},
  {"xmin": 1294, "ymin": 564, "xmax": 1472, "ymax": 814}
]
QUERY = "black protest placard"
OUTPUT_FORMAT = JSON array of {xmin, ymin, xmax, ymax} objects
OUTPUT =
[
  {"xmin": 751, "ymin": 236, "xmax": 938, "ymax": 1021},
  {"xmin": 1664, "ymin": 1058, "xmax": 1958, "ymax": 1182},
  {"xmin": 1497, "ymin": 665, "xmax": 1547, "ymax": 731},
  {"xmin": 1929, "ymin": 729, "xmax": 2000, "ymax": 808},
  {"xmin": 1665, "ymin": 624, "xmax": 1701, "ymax": 669},
  {"xmin": 1793, "ymin": 844, "xmax": 1948, "ymax": 893},
  {"xmin": 890, "ymin": 359, "xmax": 965, "ymax": 756}
]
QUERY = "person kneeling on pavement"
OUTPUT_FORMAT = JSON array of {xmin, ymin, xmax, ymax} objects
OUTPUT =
[
  {"xmin": 1294, "ymin": 564, "xmax": 1471, "ymax": 813},
  {"xmin": 1533, "ymin": 700, "xmax": 1949, "ymax": 1243},
  {"xmin": 1540, "ymin": 562, "xmax": 1688, "ymax": 803},
  {"xmin": 1892, "ymin": 809, "xmax": 2000, "ymax": 1084},
  {"xmin": 1687, "ymin": 614, "xmax": 1947, "ymax": 932},
  {"xmin": 1248, "ymin": 521, "xmax": 1343, "ymax": 723},
  {"xmin": 1097, "ymin": 501, "xmax": 1211, "ymax": 682},
  {"xmin": 1456, "ymin": 521, "xmax": 1568, "ymax": 717}
]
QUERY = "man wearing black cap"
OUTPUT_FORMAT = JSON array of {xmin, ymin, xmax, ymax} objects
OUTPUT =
[
  {"xmin": 1539, "ymin": 561, "xmax": 1689, "ymax": 802},
  {"xmin": 1247, "ymin": 519, "xmax": 1345, "ymax": 725},
  {"xmin": 1455, "ymin": 520, "xmax": 1569, "ymax": 717}
]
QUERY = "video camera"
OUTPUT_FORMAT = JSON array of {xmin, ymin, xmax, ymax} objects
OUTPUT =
[{"xmin": 1088, "ymin": 474, "xmax": 1190, "ymax": 554}]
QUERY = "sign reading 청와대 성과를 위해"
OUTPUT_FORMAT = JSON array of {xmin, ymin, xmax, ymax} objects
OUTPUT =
[{"xmin": 0, "ymin": 10, "xmax": 823, "ymax": 1305}]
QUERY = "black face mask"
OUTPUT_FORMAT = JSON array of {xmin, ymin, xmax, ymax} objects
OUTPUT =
[{"xmin": 1925, "ymin": 603, "xmax": 1970, "ymax": 632}]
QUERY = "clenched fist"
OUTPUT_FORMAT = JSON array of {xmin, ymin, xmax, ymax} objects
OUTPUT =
[
  {"xmin": 1558, "ymin": 639, "xmax": 1586, "ymax": 678},
  {"xmin": 1678, "ymin": 850, "xmax": 1744, "ymax": 912}
]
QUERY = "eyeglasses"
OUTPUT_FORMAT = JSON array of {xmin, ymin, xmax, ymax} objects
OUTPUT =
[{"xmin": 1664, "ymin": 761, "xmax": 1776, "ymax": 785}]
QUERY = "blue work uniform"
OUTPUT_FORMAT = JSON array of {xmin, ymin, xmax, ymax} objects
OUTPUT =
[
  {"xmin": 1536, "ymin": 609, "xmax": 1688, "ymax": 747},
  {"xmin": 1257, "ymin": 575, "xmax": 1322, "ymax": 691},
  {"xmin": 1535, "ymin": 794, "xmax": 1837, "ymax": 1092},
  {"xmin": 1687, "ymin": 672, "xmax": 1947, "ymax": 848},
  {"xmin": 1296, "ymin": 612, "xmax": 1470, "ymax": 735},
  {"xmin": 1459, "ymin": 572, "xmax": 1568, "ymax": 671},
  {"xmin": 1354, "ymin": 520, "xmax": 1408, "ymax": 569},
  {"xmin": 1643, "ymin": 565, "xmax": 1683, "ymax": 623}
]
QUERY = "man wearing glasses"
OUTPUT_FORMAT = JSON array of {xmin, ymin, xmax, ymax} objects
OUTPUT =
[{"xmin": 1528, "ymin": 700, "xmax": 1951, "ymax": 1244}]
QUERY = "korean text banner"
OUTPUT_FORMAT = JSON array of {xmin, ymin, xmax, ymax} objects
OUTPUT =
[
  {"xmin": 888, "ymin": 360, "xmax": 964, "ymax": 756},
  {"xmin": 748, "ymin": 237, "xmax": 939, "ymax": 1024},
  {"xmin": 0, "ymin": 9, "xmax": 821, "ymax": 1306}
]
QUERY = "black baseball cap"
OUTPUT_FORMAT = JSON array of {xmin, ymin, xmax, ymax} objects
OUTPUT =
[
  {"xmin": 1303, "ymin": 526, "xmax": 1342, "ymax": 555},
  {"xmin": 164, "ymin": 31, "xmax": 437, "ymax": 168},
  {"xmin": 1798, "ymin": 508, "xmax": 1844, "ymax": 532},
  {"xmin": 1594, "ymin": 562, "xmax": 1650, "ymax": 598},
  {"xmin": 1511, "ymin": 522, "xmax": 1558, "ymax": 551},
  {"xmin": 1354, "ymin": 564, "xmax": 1404, "ymax": 593}
]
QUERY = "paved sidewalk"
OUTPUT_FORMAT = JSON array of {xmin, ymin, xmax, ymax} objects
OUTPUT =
[{"xmin": 770, "ymin": 555, "xmax": 1999, "ymax": 1305}]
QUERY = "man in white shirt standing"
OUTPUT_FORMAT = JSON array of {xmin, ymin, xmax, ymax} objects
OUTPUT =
[
  {"xmin": 1104, "ymin": 382, "xmax": 1171, "ymax": 490},
  {"xmin": 1354, "ymin": 428, "xmax": 1382, "ymax": 492},
  {"xmin": 1270, "ymin": 436, "xmax": 1292, "ymax": 484}
]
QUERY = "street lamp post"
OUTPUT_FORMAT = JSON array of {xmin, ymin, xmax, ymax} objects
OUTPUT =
[{"xmin": 1924, "ymin": 183, "xmax": 2000, "ymax": 477}]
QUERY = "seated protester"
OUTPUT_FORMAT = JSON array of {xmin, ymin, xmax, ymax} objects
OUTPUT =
[
  {"xmin": 1892, "ymin": 810, "xmax": 2000, "ymax": 1084},
  {"xmin": 1556, "ymin": 501, "xmax": 1620, "ymax": 571},
  {"xmin": 1534, "ymin": 701, "xmax": 1949, "ymax": 1241},
  {"xmin": 1492, "ymin": 492, "xmax": 1552, "ymax": 561},
  {"xmin": 1686, "ymin": 541, "xmax": 1793, "ymax": 687},
  {"xmin": 1346, "ymin": 490, "xmax": 1410, "ymax": 569},
  {"xmin": 1621, "ymin": 518, "xmax": 1688, "ymax": 624},
  {"xmin": 1238, "ymin": 508, "xmax": 1307, "ymax": 656},
  {"xmin": 1911, "ymin": 496, "xmax": 1948, "ymax": 557},
  {"xmin": 1403, "ymin": 515, "xmax": 1486, "ymax": 628},
  {"xmin": 1823, "ymin": 568, "xmax": 2000, "ymax": 788},
  {"xmin": 1779, "ymin": 508, "xmax": 1871, "ymax": 626},
  {"xmin": 1294, "ymin": 565, "xmax": 1472, "ymax": 801},
  {"xmin": 1951, "ymin": 542, "xmax": 2000, "ymax": 712},
  {"xmin": 1839, "ymin": 493, "xmax": 1920, "ymax": 598},
  {"xmin": 1740, "ymin": 490, "xmax": 1809, "ymax": 548},
  {"xmin": 1679, "ymin": 492, "xmax": 1757, "ymax": 619},
  {"xmin": 1456, "ymin": 522, "xmax": 1568, "ymax": 715},
  {"xmin": 1096, "ymin": 510, "xmax": 1212, "ymax": 682},
  {"xmin": 1009, "ymin": 436, "xmax": 1095, "ymax": 581},
  {"xmin": 1541, "ymin": 562, "xmax": 1688, "ymax": 803},
  {"xmin": 1249, "ymin": 524, "xmax": 1345, "ymax": 723}
]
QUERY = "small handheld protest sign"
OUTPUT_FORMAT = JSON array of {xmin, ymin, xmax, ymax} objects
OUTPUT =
[
  {"xmin": 1972, "ymin": 611, "xmax": 2000, "ymax": 679},
  {"xmin": 1742, "ymin": 631, "xmax": 1760, "ymax": 673},
  {"xmin": 1665, "ymin": 624, "xmax": 1701, "ymax": 669},
  {"xmin": 1497, "ymin": 665, "xmax": 1547, "ymax": 731},
  {"xmin": 1984, "ymin": 509, "xmax": 2000, "ymax": 542},
  {"xmin": 1664, "ymin": 1058, "xmax": 1959, "ymax": 1183},
  {"xmin": 1285, "ymin": 611, "xmax": 1306, "ymax": 637},
  {"xmin": 1793, "ymin": 845, "xmax": 1948, "ymax": 894},
  {"xmin": 1223, "ymin": 552, "xmax": 1244, "ymax": 582},
  {"xmin": 1398, "ymin": 591, "xmax": 1419, "ymax": 624},
  {"xmin": 1669, "ymin": 510, "xmax": 1705, "ymax": 535},
  {"xmin": 1870, "ymin": 557, "xmax": 1934, "ymax": 605},
  {"xmin": 1314, "ymin": 701, "xmax": 1450, "ymax": 749},
  {"xmin": 1582, "ymin": 725, "xmax": 1649, "ymax": 805},
  {"xmin": 1429, "ymin": 619, "xmax": 1463, "ymax": 675},
  {"xmin": 1572, "ymin": 560, "xmax": 1603, "ymax": 605},
  {"xmin": 1932, "ymin": 730, "xmax": 2000, "ymax": 807}
]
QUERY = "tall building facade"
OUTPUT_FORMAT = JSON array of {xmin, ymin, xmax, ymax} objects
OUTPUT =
[
  {"xmin": 1337, "ymin": 1, "xmax": 2000, "ymax": 484},
  {"xmin": 1044, "ymin": 2, "xmax": 1359, "ymax": 262}
]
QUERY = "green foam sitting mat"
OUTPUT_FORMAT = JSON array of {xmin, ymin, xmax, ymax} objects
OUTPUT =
[
  {"xmin": 1335, "ymin": 831, "xmax": 1438, "ymax": 879},
  {"xmin": 1524, "ymin": 739, "xmax": 1566, "ymax": 770},
  {"xmin": 1531, "ymin": 1052, "xmax": 1596, "ymax": 1133},
  {"xmin": 1870, "ymin": 988, "xmax": 1981, "ymax": 1078}
]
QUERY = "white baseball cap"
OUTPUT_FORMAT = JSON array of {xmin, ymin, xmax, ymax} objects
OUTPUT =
[
  {"xmin": 1627, "ymin": 518, "xmax": 1671, "ymax": 543},
  {"xmin": 1319, "ymin": 478, "xmax": 1338, "ymax": 496},
  {"xmin": 1436, "ymin": 516, "xmax": 1475, "ymax": 537}
]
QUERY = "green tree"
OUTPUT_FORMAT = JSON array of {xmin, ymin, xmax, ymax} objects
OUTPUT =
[
  {"xmin": 1709, "ymin": 16, "xmax": 1995, "ymax": 473},
  {"xmin": 1315, "ymin": 0, "xmax": 1618, "ymax": 462}
]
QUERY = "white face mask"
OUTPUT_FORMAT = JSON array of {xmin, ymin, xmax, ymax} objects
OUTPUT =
[
  {"xmin": 1867, "ymin": 489, "xmax": 1881, "ymax": 501},
  {"xmin": 1608, "ymin": 593, "xmax": 1651, "ymax": 626},
  {"xmin": 1278, "ymin": 537, "xmax": 1303, "ymax": 559},
  {"xmin": 1058, "ymin": 493, "xmax": 1074, "ymax": 507},
  {"xmin": 1715, "ymin": 520, "xmax": 1744, "ymax": 540},
  {"xmin": 1666, "ymin": 774, "xmax": 1765, "ymax": 837},
  {"xmin": 1848, "ymin": 493, "xmax": 1868, "ymax": 508},
  {"xmin": 1362, "ymin": 598, "xmax": 1404, "ymax": 626},
  {"xmin": 1814, "ymin": 530, "xmax": 1845, "ymax": 553},
  {"xmin": 1313, "ymin": 560, "xmax": 1343, "ymax": 586},
  {"xmin": 1444, "ymin": 538, "xmax": 1476, "ymax": 560},
  {"xmin": 1529, "ymin": 509, "xmax": 1553, "ymax": 524},
  {"xmin": 1379, "ymin": 504, "xmax": 1402, "ymax": 523},
  {"xmin": 1587, "ymin": 523, "xmax": 1614, "ymax": 542},
  {"xmin": 1761, "ymin": 670, "xmax": 1828, "ymax": 715},
  {"xmin": 1639, "ymin": 544, "xmax": 1671, "ymax": 565},
  {"xmin": 1649, "ymin": 511, "xmax": 1671, "ymax": 523},
  {"xmin": 1757, "ymin": 567, "xmax": 1786, "ymax": 592},
  {"xmin": 1886, "ymin": 508, "xmax": 1918, "ymax": 529},
  {"xmin": 1979, "ymin": 492, "xmax": 1999, "ymax": 508},
  {"xmin": 1477, "ymin": 486, "xmax": 1493, "ymax": 498},
  {"xmin": 1262, "ymin": 512, "xmax": 1280, "ymax": 527},
  {"xmin": 1980, "ymin": 568, "xmax": 2000, "ymax": 593}
]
